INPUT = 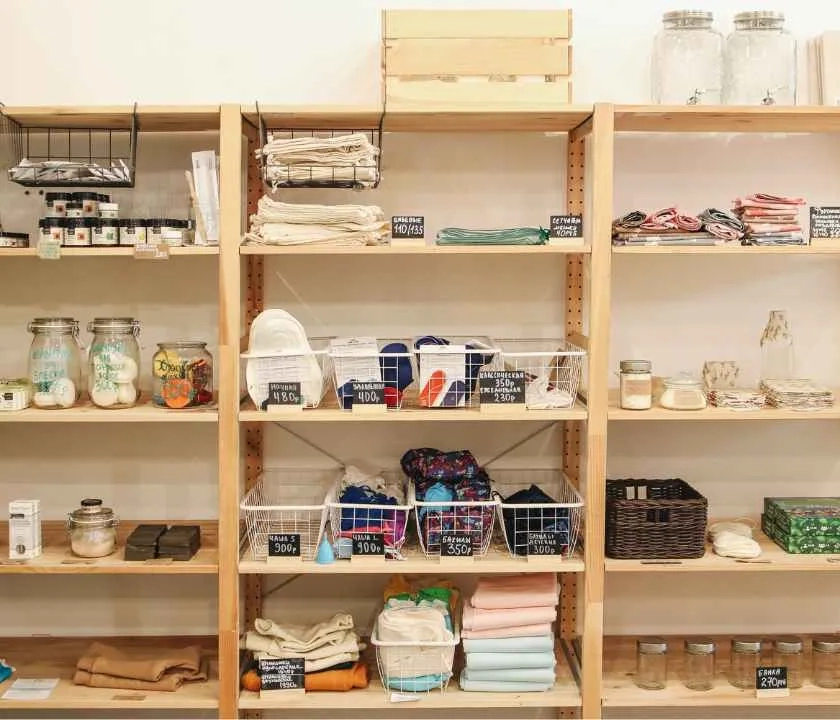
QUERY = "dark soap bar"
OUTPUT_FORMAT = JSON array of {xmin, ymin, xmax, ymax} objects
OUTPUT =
[
  {"xmin": 157, "ymin": 525, "xmax": 201, "ymax": 560},
  {"xmin": 123, "ymin": 524, "xmax": 168, "ymax": 561}
]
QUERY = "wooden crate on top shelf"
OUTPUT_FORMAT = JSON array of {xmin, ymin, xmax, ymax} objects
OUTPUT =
[{"xmin": 382, "ymin": 9, "xmax": 573, "ymax": 111}]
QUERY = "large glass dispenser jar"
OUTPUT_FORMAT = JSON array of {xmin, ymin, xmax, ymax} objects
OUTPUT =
[
  {"xmin": 88, "ymin": 318, "xmax": 141, "ymax": 409},
  {"xmin": 652, "ymin": 11, "xmax": 723, "ymax": 104},
  {"xmin": 723, "ymin": 11, "xmax": 796, "ymax": 105},
  {"xmin": 760, "ymin": 310, "xmax": 794, "ymax": 380},
  {"xmin": 152, "ymin": 341, "xmax": 214, "ymax": 409},
  {"xmin": 27, "ymin": 317, "xmax": 81, "ymax": 409}
]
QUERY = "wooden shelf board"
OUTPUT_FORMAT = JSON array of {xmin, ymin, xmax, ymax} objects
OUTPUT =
[
  {"xmin": 241, "ymin": 542, "xmax": 584, "ymax": 574},
  {"xmin": 241, "ymin": 243, "xmax": 589, "ymax": 256},
  {"xmin": 613, "ymin": 244, "xmax": 840, "ymax": 255},
  {"xmin": 604, "ymin": 635, "xmax": 840, "ymax": 707},
  {"xmin": 608, "ymin": 390, "xmax": 840, "ymax": 421},
  {"xmin": 0, "ymin": 635, "xmax": 218, "ymax": 709},
  {"xmin": 0, "ymin": 400, "xmax": 218, "ymax": 423},
  {"xmin": 1, "ymin": 105, "xmax": 220, "ymax": 132},
  {"xmin": 240, "ymin": 392, "xmax": 587, "ymax": 423},
  {"xmin": 242, "ymin": 105, "xmax": 382, "ymax": 130},
  {"xmin": 0, "ymin": 246, "xmax": 219, "ymax": 258},
  {"xmin": 613, "ymin": 105, "xmax": 840, "ymax": 133},
  {"xmin": 240, "ymin": 646, "xmax": 579, "ymax": 709},
  {"xmin": 606, "ymin": 526, "xmax": 840, "ymax": 573},
  {"xmin": 0, "ymin": 521, "xmax": 217, "ymax": 575}
]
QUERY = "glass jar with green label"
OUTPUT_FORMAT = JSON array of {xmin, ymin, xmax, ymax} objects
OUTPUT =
[
  {"xmin": 88, "ymin": 318, "xmax": 141, "ymax": 409},
  {"xmin": 27, "ymin": 317, "xmax": 82, "ymax": 409}
]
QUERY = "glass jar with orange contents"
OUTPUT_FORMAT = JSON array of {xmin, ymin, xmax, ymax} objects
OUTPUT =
[{"xmin": 152, "ymin": 341, "xmax": 213, "ymax": 409}]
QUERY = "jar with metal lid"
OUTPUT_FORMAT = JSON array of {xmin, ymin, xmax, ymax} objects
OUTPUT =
[
  {"xmin": 38, "ymin": 218, "xmax": 64, "ymax": 247},
  {"xmin": 813, "ymin": 635, "xmax": 840, "ymax": 688},
  {"xmin": 64, "ymin": 217, "xmax": 95, "ymax": 247},
  {"xmin": 652, "ymin": 10, "xmax": 723, "ymax": 104},
  {"xmin": 66, "ymin": 498, "xmax": 119, "ymax": 558},
  {"xmin": 118, "ymin": 219, "xmax": 147, "ymax": 246},
  {"xmin": 87, "ymin": 318, "xmax": 141, "ymax": 409},
  {"xmin": 65, "ymin": 201, "xmax": 83, "ymax": 218},
  {"xmin": 27, "ymin": 317, "xmax": 81, "ymax": 409},
  {"xmin": 636, "ymin": 636, "xmax": 668, "ymax": 690},
  {"xmin": 619, "ymin": 360, "xmax": 652, "ymax": 410},
  {"xmin": 773, "ymin": 636, "xmax": 803, "ymax": 689},
  {"xmin": 730, "ymin": 636, "xmax": 762, "ymax": 689},
  {"xmin": 75, "ymin": 192, "xmax": 100, "ymax": 217},
  {"xmin": 0, "ymin": 231, "xmax": 30, "ymax": 248},
  {"xmin": 683, "ymin": 637, "xmax": 715, "ymax": 691},
  {"xmin": 45, "ymin": 192, "xmax": 71, "ymax": 217},
  {"xmin": 723, "ymin": 11, "xmax": 796, "ymax": 105},
  {"xmin": 152, "ymin": 341, "xmax": 213, "ymax": 409},
  {"xmin": 92, "ymin": 219, "xmax": 120, "ymax": 247},
  {"xmin": 660, "ymin": 373, "xmax": 707, "ymax": 410}
]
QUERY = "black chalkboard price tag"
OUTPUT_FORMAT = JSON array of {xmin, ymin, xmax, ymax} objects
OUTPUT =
[
  {"xmin": 527, "ymin": 531, "xmax": 562, "ymax": 557},
  {"xmin": 352, "ymin": 532, "xmax": 385, "ymax": 557},
  {"xmin": 549, "ymin": 214, "xmax": 584, "ymax": 240},
  {"xmin": 479, "ymin": 370, "xmax": 526, "ymax": 410},
  {"xmin": 809, "ymin": 206, "xmax": 840, "ymax": 240},
  {"xmin": 258, "ymin": 657, "xmax": 305, "ymax": 693},
  {"xmin": 351, "ymin": 381, "xmax": 386, "ymax": 414},
  {"xmin": 267, "ymin": 533, "xmax": 300, "ymax": 560},
  {"xmin": 756, "ymin": 666, "xmax": 789, "ymax": 698},
  {"xmin": 391, "ymin": 215, "xmax": 425, "ymax": 240},
  {"xmin": 261, "ymin": 382, "xmax": 302, "ymax": 411},
  {"xmin": 440, "ymin": 532, "xmax": 473, "ymax": 558}
]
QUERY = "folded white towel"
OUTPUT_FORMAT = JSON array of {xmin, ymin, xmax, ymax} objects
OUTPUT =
[
  {"xmin": 243, "ymin": 629, "xmax": 362, "ymax": 660},
  {"xmin": 252, "ymin": 613, "xmax": 354, "ymax": 653},
  {"xmin": 377, "ymin": 606, "xmax": 453, "ymax": 644}
]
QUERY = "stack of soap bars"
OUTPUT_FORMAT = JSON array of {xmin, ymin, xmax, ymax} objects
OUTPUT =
[
  {"xmin": 124, "ymin": 524, "xmax": 201, "ymax": 561},
  {"xmin": 762, "ymin": 497, "xmax": 840, "ymax": 553}
]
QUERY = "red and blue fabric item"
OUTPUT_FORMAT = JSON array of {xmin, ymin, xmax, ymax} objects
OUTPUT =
[
  {"xmin": 337, "ymin": 342, "xmax": 413, "ymax": 410},
  {"xmin": 414, "ymin": 336, "xmax": 495, "ymax": 407},
  {"xmin": 337, "ymin": 485, "xmax": 407, "ymax": 549}
]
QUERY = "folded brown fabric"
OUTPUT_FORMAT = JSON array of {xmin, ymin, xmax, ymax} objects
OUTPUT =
[{"xmin": 73, "ymin": 642, "xmax": 208, "ymax": 692}]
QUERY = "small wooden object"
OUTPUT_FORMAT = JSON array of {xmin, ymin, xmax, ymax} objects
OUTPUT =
[{"xmin": 383, "ymin": 9, "xmax": 573, "ymax": 111}]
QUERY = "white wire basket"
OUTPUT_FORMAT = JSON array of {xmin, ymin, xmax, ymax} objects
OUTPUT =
[
  {"xmin": 497, "ymin": 338, "xmax": 585, "ymax": 409},
  {"xmin": 328, "ymin": 471, "xmax": 412, "ymax": 555},
  {"xmin": 371, "ymin": 618, "xmax": 459, "ymax": 697},
  {"xmin": 409, "ymin": 483, "xmax": 498, "ymax": 557},
  {"xmin": 491, "ymin": 469, "xmax": 583, "ymax": 559},
  {"xmin": 329, "ymin": 339, "xmax": 417, "ymax": 411},
  {"xmin": 240, "ymin": 468, "xmax": 337, "ymax": 561},
  {"xmin": 412, "ymin": 336, "xmax": 500, "ymax": 408},
  {"xmin": 241, "ymin": 337, "xmax": 331, "ymax": 410}
]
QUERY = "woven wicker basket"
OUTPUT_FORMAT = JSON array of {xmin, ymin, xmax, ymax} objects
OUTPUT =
[{"xmin": 605, "ymin": 478, "xmax": 707, "ymax": 559}]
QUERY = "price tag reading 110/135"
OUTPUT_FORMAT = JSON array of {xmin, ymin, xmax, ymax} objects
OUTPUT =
[{"xmin": 391, "ymin": 215, "xmax": 424, "ymax": 239}]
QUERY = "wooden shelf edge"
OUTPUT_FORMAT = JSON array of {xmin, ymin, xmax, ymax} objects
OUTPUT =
[
  {"xmin": 0, "ymin": 401, "xmax": 218, "ymax": 423},
  {"xmin": 0, "ymin": 247, "xmax": 219, "ymax": 258},
  {"xmin": 241, "ymin": 244, "xmax": 590, "ymax": 256},
  {"xmin": 613, "ymin": 245, "xmax": 840, "ymax": 255}
]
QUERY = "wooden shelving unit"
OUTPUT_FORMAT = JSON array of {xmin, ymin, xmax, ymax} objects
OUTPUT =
[
  {"xmin": 0, "ymin": 247, "xmax": 219, "ymax": 258},
  {"xmin": 6, "ymin": 101, "xmax": 840, "ymax": 719}
]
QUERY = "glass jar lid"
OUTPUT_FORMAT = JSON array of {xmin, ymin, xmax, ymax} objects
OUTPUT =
[
  {"xmin": 732, "ymin": 636, "xmax": 762, "ymax": 653},
  {"xmin": 88, "ymin": 317, "xmax": 140, "ymax": 334},
  {"xmin": 620, "ymin": 360, "xmax": 651, "ymax": 373},
  {"xmin": 813, "ymin": 635, "xmax": 840, "ymax": 653},
  {"xmin": 663, "ymin": 10, "xmax": 713, "ymax": 27},
  {"xmin": 157, "ymin": 341, "xmax": 208, "ymax": 350},
  {"xmin": 28, "ymin": 317, "xmax": 79, "ymax": 334},
  {"xmin": 685, "ymin": 637, "xmax": 715, "ymax": 654},
  {"xmin": 734, "ymin": 11, "xmax": 785, "ymax": 29},
  {"xmin": 774, "ymin": 635, "xmax": 803, "ymax": 654},
  {"xmin": 664, "ymin": 372, "xmax": 703, "ymax": 389},
  {"xmin": 69, "ymin": 498, "xmax": 116, "ymax": 525},
  {"xmin": 637, "ymin": 636, "xmax": 668, "ymax": 654}
]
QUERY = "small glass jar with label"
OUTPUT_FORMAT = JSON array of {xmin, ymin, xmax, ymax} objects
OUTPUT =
[
  {"xmin": 67, "ymin": 498, "xmax": 118, "ymax": 558},
  {"xmin": 636, "ymin": 636, "xmax": 668, "ymax": 690},
  {"xmin": 64, "ymin": 218, "xmax": 95, "ymax": 247},
  {"xmin": 45, "ymin": 192, "xmax": 71, "ymax": 217},
  {"xmin": 730, "ymin": 637, "xmax": 762, "ymax": 689},
  {"xmin": 152, "ymin": 341, "xmax": 213, "ymax": 409},
  {"xmin": 92, "ymin": 219, "xmax": 120, "ymax": 247},
  {"xmin": 773, "ymin": 635, "xmax": 803, "ymax": 689},
  {"xmin": 683, "ymin": 637, "xmax": 715, "ymax": 691},
  {"xmin": 27, "ymin": 317, "xmax": 82, "ymax": 409},
  {"xmin": 619, "ymin": 360, "xmax": 652, "ymax": 410},
  {"xmin": 88, "ymin": 318, "xmax": 141, "ymax": 409},
  {"xmin": 813, "ymin": 635, "xmax": 840, "ymax": 689},
  {"xmin": 119, "ymin": 219, "xmax": 147, "ymax": 246},
  {"xmin": 38, "ymin": 218, "xmax": 65, "ymax": 246},
  {"xmin": 660, "ymin": 373, "xmax": 707, "ymax": 410}
]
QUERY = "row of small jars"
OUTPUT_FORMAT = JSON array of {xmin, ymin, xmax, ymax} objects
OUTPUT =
[
  {"xmin": 27, "ymin": 317, "xmax": 213, "ymax": 410},
  {"xmin": 653, "ymin": 10, "xmax": 796, "ymax": 106},
  {"xmin": 637, "ymin": 635, "xmax": 840, "ymax": 691},
  {"xmin": 39, "ymin": 218, "xmax": 191, "ymax": 248},
  {"xmin": 618, "ymin": 361, "xmax": 707, "ymax": 411}
]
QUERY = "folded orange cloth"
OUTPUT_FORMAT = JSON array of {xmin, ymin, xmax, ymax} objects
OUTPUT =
[
  {"xmin": 73, "ymin": 642, "xmax": 208, "ymax": 692},
  {"xmin": 305, "ymin": 661, "xmax": 369, "ymax": 692}
]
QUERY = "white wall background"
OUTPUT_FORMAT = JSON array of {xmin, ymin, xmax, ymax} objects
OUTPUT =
[{"xmin": 2, "ymin": 1, "xmax": 840, "ymax": 718}]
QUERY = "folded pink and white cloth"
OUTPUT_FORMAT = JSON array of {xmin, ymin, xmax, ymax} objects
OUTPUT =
[
  {"xmin": 470, "ymin": 573, "xmax": 558, "ymax": 610},
  {"xmin": 461, "ymin": 623, "xmax": 554, "ymax": 639},
  {"xmin": 462, "ymin": 601, "xmax": 557, "ymax": 632}
]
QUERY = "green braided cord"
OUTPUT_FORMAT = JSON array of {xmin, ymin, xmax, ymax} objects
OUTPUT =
[{"xmin": 435, "ymin": 227, "xmax": 549, "ymax": 246}]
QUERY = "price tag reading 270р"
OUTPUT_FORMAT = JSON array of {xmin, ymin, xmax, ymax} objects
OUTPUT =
[{"xmin": 391, "ymin": 215, "xmax": 424, "ymax": 239}]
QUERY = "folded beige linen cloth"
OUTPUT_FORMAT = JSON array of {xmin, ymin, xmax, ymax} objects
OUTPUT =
[
  {"xmin": 73, "ymin": 642, "xmax": 208, "ymax": 692},
  {"xmin": 252, "ymin": 612, "xmax": 354, "ymax": 653}
]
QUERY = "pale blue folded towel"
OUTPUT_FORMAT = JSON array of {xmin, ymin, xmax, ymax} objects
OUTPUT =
[
  {"xmin": 463, "ymin": 666, "xmax": 556, "ymax": 683},
  {"xmin": 458, "ymin": 671, "xmax": 553, "ymax": 692},
  {"xmin": 464, "ymin": 650, "xmax": 556, "ymax": 670},
  {"xmin": 462, "ymin": 634, "xmax": 554, "ymax": 654}
]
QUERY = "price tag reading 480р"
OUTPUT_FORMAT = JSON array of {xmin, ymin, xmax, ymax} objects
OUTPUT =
[{"xmin": 261, "ymin": 381, "xmax": 301, "ymax": 410}]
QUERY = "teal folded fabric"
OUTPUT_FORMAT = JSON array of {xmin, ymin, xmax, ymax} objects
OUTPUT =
[
  {"xmin": 385, "ymin": 673, "xmax": 449, "ymax": 692},
  {"xmin": 463, "ymin": 634, "xmax": 554, "ymax": 654},
  {"xmin": 464, "ymin": 650, "xmax": 556, "ymax": 670},
  {"xmin": 436, "ymin": 227, "xmax": 549, "ymax": 246},
  {"xmin": 459, "ymin": 671, "xmax": 553, "ymax": 692},
  {"xmin": 463, "ymin": 666, "xmax": 556, "ymax": 683}
]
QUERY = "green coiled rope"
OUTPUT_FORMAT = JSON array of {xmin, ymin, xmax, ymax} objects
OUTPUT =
[{"xmin": 435, "ymin": 227, "xmax": 549, "ymax": 246}]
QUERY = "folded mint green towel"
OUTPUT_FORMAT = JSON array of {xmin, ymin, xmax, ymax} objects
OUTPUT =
[
  {"xmin": 463, "ymin": 635, "xmax": 554, "ymax": 654},
  {"xmin": 459, "ymin": 670, "xmax": 553, "ymax": 692},
  {"xmin": 463, "ymin": 666, "xmax": 556, "ymax": 683},
  {"xmin": 464, "ymin": 650, "xmax": 556, "ymax": 670},
  {"xmin": 436, "ymin": 227, "xmax": 548, "ymax": 246}
]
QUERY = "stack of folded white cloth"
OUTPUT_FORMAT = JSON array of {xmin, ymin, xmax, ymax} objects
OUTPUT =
[
  {"xmin": 460, "ymin": 573, "xmax": 558, "ymax": 693},
  {"xmin": 245, "ymin": 196, "xmax": 389, "ymax": 247},
  {"xmin": 243, "ymin": 612, "xmax": 364, "ymax": 673},
  {"xmin": 258, "ymin": 132, "xmax": 379, "ymax": 188}
]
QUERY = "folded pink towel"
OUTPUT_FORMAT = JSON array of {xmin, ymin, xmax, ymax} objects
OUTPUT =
[
  {"xmin": 470, "ymin": 573, "xmax": 558, "ymax": 610},
  {"xmin": 462, "ymin": 623, "xmax": 553, "ymax": 639},
  {"xmin": 462, "ymin": 601, "xmax": 556, "ymax": 631},
  {"xmin": 675, "ymin": 213, "xmax": 701, "ymax": 231},
  {"xmin": 640, "ymin": 207, "xmax": 677, "ymax": 231}
]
